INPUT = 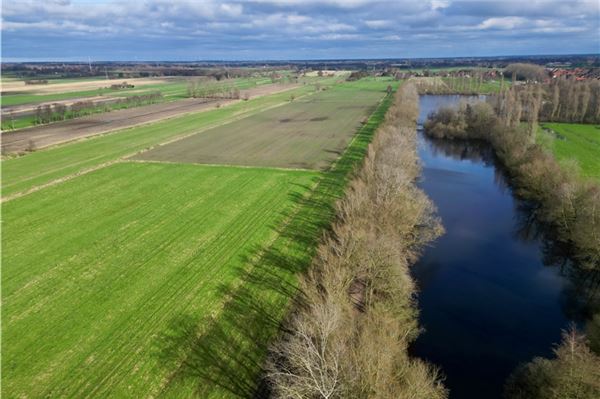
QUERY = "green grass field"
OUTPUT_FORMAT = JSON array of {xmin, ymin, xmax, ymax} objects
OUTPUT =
[
  {"xmin": 539, "ymin": 123, "xmax": 600, "ymax": 180},
  {"xmin": 134, "ymin": 82, "xmax": 386, "ymax": 170},
  {"xmin": 2, "ymin": 162, "xmax": 318, "ymax": 398},
  {"xmin": 1, "ymin": 77, "xmax": 395, "ymax": 397}
]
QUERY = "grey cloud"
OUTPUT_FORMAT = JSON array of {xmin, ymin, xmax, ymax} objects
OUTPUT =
[{"xmin": 1, "ymin": 0, "xmax": 598, "ymax": 60}]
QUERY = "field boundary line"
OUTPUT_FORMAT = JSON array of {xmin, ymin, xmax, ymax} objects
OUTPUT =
[
  {"xmin": 2, "ymin": 88, "xmax": 321, "ymax": 202},
  {"xmin": 124, "ymin": 159, "xmax": 316, "ymax": 173}
]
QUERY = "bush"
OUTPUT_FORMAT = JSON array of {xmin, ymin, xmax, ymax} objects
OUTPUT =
[{"xmin": 505, "ymin": 329, "xmax": 600, "ymax": 399}]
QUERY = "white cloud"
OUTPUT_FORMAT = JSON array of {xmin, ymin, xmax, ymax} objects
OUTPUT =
[
  {"xmin": 477, "ymin": 17, "xmax": 527, "ymax": 30},
  {"xmin": 220, "ymin": 3, "xmax": 243, "ymax": 17},
  {"xmin": 431, "ymin": 0, "xmax": 450, "ymax": 10},
  {"xmin": 365, "ymin": 19, "xmax": 390, "ymax": 29}
]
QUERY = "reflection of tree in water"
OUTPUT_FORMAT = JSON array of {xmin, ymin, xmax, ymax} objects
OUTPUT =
[
  {"xmin": 512, "ymin": 174, "xmax": 600, "ymax": 351},
  {"xmin": 422, "ymin": 131, "xmax": 514, "ymax": 195},
  {"xmin": 422, "ymin": 133, "xmax": 495, "ymax": 165},
  {"xmin": 422, "ymin": 131, "xmax": 600, "ymax": 351}
]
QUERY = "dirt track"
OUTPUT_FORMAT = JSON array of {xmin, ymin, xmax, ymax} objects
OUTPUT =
[{"xmin": 1, "ymin": 84, "xmax": 299, "ymax": 154}]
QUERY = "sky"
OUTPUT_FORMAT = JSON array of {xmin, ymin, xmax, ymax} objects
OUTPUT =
[{"xmin": 2, "ymin": 0, "xmax": 599, "ymax": 61}]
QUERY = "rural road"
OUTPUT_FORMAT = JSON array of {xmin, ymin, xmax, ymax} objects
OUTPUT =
[{"xmin": 1, "ymin": 83, "xmax": 298, "ymax": 154}]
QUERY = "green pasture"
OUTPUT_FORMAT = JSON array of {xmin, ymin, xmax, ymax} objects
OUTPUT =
[
  {"xmin": 539, "ymin": 123, "xmax": 600, "ymax": 180},
  {"xmin": 2, "ymin": 162, "xmax": 318, "ymax": 398}
]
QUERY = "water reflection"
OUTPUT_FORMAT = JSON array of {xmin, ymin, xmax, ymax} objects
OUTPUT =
[
  {"xmin": 411, "ymin": 95, "xmax": 599, "ymax": 399},
  {"xmin": 421, "ymin": 133, "xmax": 495, "ymax": 165},
  {"xmin": 512, "ymin": 200, "xmax": 600, "ymax": 320}
]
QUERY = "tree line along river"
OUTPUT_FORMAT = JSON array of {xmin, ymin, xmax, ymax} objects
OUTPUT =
[{"xmin": 410, "ymin": 95, "xmax": 590, "ymax": 399}]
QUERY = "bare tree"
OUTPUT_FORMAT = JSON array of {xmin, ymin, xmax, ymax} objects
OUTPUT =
[{"xmin": 268, "ymin": 83, "xmax": 446, "ymax": 399}]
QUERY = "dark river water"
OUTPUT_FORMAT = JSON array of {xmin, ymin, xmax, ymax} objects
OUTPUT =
[{"xmin": 410, "ymin": 95, "xmax": 582, "ymax": 399}]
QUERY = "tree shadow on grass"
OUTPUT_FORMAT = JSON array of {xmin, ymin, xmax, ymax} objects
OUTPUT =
[{"xmin": 153, "ymin": 94, "xmax": 393, "ymax": 398}]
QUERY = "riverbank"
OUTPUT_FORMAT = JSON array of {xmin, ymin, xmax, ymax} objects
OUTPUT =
[
  {"xmin": 424, "ymin": 100, "xmax": 600, "ymax": 270},
  {"xmin": 267, "ymin": 84, "xmax": 447, "ymax": 398},
  {"xmin": 422, "ymin": 96, "xmax": 600, "ymax": 398}
]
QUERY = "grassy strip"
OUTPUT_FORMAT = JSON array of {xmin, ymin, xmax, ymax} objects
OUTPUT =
[
  {"xmin": 440, "ymin": 77, "xmax": 509, "ymax": 94},
  {"xmin": 2, "ymin": 85, "xmax": 155, "ymax": 107}
]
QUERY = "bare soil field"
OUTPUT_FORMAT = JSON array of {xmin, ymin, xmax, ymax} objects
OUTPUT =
[
  {"xmin": 132, "ymin": 86, "xmax": 384, "ymax": 170},
  {"xmin": 1, "ymin": 83, "xmax": 298, "ymax": 154},
  {"xmin": 1, "ymin": 77, "xmax": 171, "ymax": 95}
]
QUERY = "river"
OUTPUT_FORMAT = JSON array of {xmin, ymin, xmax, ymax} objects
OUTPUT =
[{"xmin": 411, "ymin": 95, "xmax": 583, "ymax": 399}]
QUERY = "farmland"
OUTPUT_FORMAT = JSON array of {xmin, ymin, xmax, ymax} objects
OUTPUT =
[
  {"xmin": 134, "ymin": 82, "xmax": 385, "ymax": 170},
  {"xmin": 1, "ymin": 76, "xmax": 272, "ymax": 107},
  {"xmin": 1, "ymin": 76, "xmax": 394, "ymax": 397},
  {"xmin": 539, "ymin": 123, "xmax": 600, "ymax": 180},
  {"xmin": 1, "ymin": 76, "xmax": 281, "ymax": 131},
  {"xmin": 1, "ymin": 83, "xmax": 298, "ymax": 153},
  {"xmin": 1, "ymin": 78, "xmax": 172, "ymax": 107},
  {"xmin": 1, "ymin": 82, "xmax": 322, "ymax": 198},
  {"xmin": 2, "ymin": 162, "xmax": 318, "ymax": 398}
]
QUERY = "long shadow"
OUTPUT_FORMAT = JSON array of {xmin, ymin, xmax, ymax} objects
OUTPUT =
[{"xmin": 154, "ymin": 94, "xmax": 395, "ymax": 397}]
